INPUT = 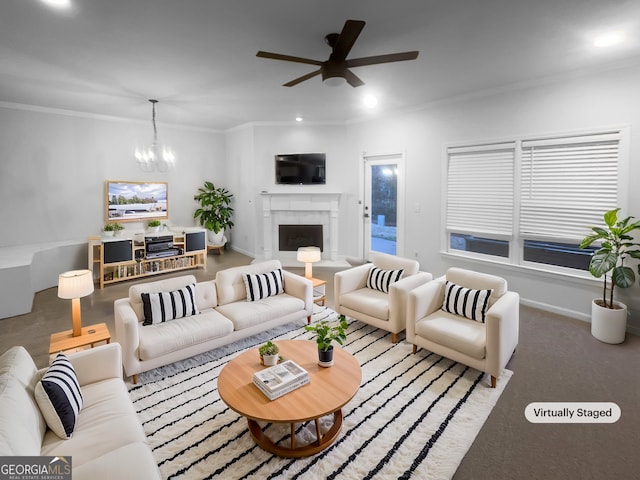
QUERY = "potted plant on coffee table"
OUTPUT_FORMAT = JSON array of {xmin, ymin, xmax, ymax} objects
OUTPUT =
[
  {"xmin": 258, "ymin": 341, "xmax": 280, "ymax": 366},
  {"xmin": 580, "ymin": 208, "xmax": 640, "ymax": 344},
  {"xmin": 193, "ymin": 181, "xmax": 234, "ymax": 245},
  {"xmin": 305, "ymin": 315, "xmax": 349, "ymax": 367}
]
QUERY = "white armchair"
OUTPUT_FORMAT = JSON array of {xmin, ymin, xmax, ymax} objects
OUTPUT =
[
  {"xmin": 406, "ymin": 267, "xmax": 519, "ymax": 387},
  {"xmin": 334, "ymin": 252, "xmax": 433, "ymax": 343}
]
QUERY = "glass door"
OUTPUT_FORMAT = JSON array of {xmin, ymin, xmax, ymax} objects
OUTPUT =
[{"xmin": 363, "ymin": 153, "xmax": 404, "ymax": 260}]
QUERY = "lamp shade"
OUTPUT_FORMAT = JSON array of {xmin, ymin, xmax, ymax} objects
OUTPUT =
[
  {"xmin": 297, "ymin": 246, "xmax": 321, "ymax": 263},
  {"xmin": 58, "ymin": 270, "xmax": 94, "ymax": 299}
]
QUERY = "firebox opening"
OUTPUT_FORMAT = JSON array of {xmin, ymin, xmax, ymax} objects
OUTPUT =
[{"xmin": 278, "ymin": 224, "xmax": 323, "ymax": 252}]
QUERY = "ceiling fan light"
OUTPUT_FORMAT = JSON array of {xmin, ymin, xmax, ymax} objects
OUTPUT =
[{"xmin": 323, "ymin": 76, "xmax": 346, "ymax": 87}]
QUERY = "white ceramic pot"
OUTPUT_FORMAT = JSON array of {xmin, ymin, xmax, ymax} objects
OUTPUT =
[
  {"xmin": 262, "ymin": 354, "xmax": 279, "ymax": 366},
  {"xmin": 148, "ymin": 226, "xmax": 160, "ymax": 234},
  {"xmin": 208, "ymin": 229, "xmax": 225, "ymax": 246},
  {"xmin": 591, "ymin": 299, "xmax": 627, "ymax": 344}
]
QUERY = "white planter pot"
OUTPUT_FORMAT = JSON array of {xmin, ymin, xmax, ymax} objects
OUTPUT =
[
  {"xmin": 591, "ymin": 299, "xmax": 627, "ymax": 344},
  {"xmin": 261, "ymin": 354, "xmax": 279, "ymax": 366},
  {"xmin": 148, "ymin": 226, "xmax": 160, "ymax": 234},
  {"xmin": 208, "ymin": 229, "xmax": 225, "ymax": 245}
]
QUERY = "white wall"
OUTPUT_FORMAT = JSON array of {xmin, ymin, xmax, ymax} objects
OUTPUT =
[
  {"xmin": 0, "ymin": 105, "xmax": 225, "ymax": 246},
  {"xmin": 346, "ymin": 64, "xmax": 640, "ymax": 332}
]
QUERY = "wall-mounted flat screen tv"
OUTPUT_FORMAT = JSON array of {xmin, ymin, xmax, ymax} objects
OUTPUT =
[
  {"xmin": 275, "ymin": 153, "xmax": 326, "ymax": 185},
  {"xmin": 106, "ymin": 180, "xmax": 168, "ymax": 222}
]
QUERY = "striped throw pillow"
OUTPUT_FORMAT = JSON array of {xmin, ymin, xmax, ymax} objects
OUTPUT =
[
  {"xmin": 34, "ymin": 353, "xmax": 83, "ymax": 439},
  {"xmin": 442, "ymin": 281, "xmax": 493, "ymax": 323},
  {"xmin": 243, "ymin": 269, "xmax": 284, "ymax": 301},
  {"xmin": 366, "ymin": 267, "xmax": 404, "ymax": 294},
  {"xmin": 141, "ymin": 284, "xmax": 199, "ymax": 326}
]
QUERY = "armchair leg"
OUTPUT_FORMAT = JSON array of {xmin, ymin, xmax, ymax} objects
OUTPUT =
[
  {"xmin": 490, "ymin": 375, "xmax": 496, "ymax": 388},
  {"xmin": 412, "ymin": 344, "xmax": 417, "ymax": 354},
  {"xmin": 307, "ymin": 315, "xmax": 311, "ymax": 324},
  {"xmin": 391, "ymin": 332, "xmax": 398, "ymax": 344},
  {"xmin": 132, "ymin": 374, "xmax": 138, "ymax": 385}
]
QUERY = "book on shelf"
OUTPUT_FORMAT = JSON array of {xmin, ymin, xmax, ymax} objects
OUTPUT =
[{"xmin": 252, "ymin": 360, "xmax": 309, "ymax": 400}]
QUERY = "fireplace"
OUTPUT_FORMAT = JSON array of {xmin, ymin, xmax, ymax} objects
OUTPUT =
[{"xmin": 278, "ymin": 225, "xmax": 323, "ymax": 252}]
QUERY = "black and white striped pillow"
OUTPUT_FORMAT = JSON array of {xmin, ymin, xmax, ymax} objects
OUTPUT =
[
  {"xmin": 34, "ymin": 352, "xmax": 83, "ymax": 439},
  {"xmin": 442, "ymin": 281, "xmax": 493, "ymax": 323},
  {"xmin": 141, "ymin": 284, "xmax": 199, "ymax": 325},
  {"xmin": 366, "ymin": 267, "xmax": 404, "ymax": 294},
  {"xmin": 243, "ymin": 269, "xmax": 284, "ymax": 301}
]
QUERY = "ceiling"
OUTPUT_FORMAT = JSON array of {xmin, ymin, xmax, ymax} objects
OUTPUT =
[{"xmin": 2, "ymin": 0, "xmax": 640, "ymax": 131}]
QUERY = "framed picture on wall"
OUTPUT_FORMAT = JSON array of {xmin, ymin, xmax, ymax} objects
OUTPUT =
[{"xmin": 105, "ymin": 180, "xmax": 168, "ymax": 222}]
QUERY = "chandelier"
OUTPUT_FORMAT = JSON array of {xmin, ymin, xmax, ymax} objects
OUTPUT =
[{"xmin": 135, "ymin": 99, "xmax": 176, "ymax": 172}]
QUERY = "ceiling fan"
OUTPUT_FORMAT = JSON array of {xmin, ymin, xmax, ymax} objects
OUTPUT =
[{"xmin": 256, "ymin": 19, "xmax": 419, "ymax": 87}]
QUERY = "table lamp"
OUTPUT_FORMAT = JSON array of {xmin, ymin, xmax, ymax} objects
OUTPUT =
[
  {"xmin": 58, "ymin": 269, "xmax": 94, "ymax": 337},
  {"xmin": 297, "ymin": 246, "xmax": 321, "ymax": 279}
]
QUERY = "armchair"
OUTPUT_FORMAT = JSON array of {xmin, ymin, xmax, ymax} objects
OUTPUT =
[
  {"xmin": 334, "ymin": 252, "xmax": 432, "ymax": 343},
  {"xmin": 406, "ymin": 267, "xmax": 519, "ymax": 387}
]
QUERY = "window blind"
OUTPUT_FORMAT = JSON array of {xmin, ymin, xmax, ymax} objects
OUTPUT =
[
  {"xmin": 520, "ymin": 132, "xmax": 619, "ymax": 242},
  {"xmin": 446, "ymin": 143, "xmax": 515, "ymax": 238}
]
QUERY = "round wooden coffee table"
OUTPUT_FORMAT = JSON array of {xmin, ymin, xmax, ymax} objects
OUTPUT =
[{"xmin": 218, "ymin": 339, "xmax": 361, "ymax": 457}]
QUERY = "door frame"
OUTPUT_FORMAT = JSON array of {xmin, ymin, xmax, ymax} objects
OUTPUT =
[{"xmin": 360, "ymin": 152, "xmax": 406, "ymax": 261}]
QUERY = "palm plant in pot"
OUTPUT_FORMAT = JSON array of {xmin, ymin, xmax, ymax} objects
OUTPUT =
[
  {"xmin": 305, "ymin": 316, "xmax": 349, "ymax": 367},
  {"xmin": 193, "ymin": 181, "xmax": 234, "ymax": 245},
  {"xmin": 580, "ymin": 208, "xmax": 640, "ymax": 344}
]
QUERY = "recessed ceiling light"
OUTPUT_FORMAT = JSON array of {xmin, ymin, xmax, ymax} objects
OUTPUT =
[
  {"xmin": 40, "ymin": 0, "xmax": 72, "ymax": 8},
  {"xmin": 295, "ymin": 116, "xmax": 303, "ymax": 122},
  {"xmin": 363, "ymin": 94, "xmax": 378, "ymax": 109},
  {"xmin": 593, "ymin": 31, "xmax": 625, "ymax": 48}
]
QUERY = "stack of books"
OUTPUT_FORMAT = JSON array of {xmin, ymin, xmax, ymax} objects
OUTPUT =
[{"xmin": 253, "ymin": 360, "xmax": 310, "ymax": 400}]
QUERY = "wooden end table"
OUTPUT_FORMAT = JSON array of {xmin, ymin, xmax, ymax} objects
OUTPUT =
[
  {"xmin": 49, "ymin": 322, "xmax": 111, "ymax": 354},
  {"xmin": 310, "ymin": 277, "xmax": 326, "ymax": 306},
  {"xmin": 218, "ymin": 339, "xmax": 361, "ymax": 458}
]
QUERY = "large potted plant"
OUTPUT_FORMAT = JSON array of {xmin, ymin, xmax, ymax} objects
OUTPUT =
[
  {"xmin": 193, "ymin": 181, "xmax": 234, "ymax": 245},
  {"xmin": 580, "ymin": 208, "xmax": 640, "ymax": 344},
  {"xmin": 304, "ymin": 316, "xmax": 349, "ymax": 367}
]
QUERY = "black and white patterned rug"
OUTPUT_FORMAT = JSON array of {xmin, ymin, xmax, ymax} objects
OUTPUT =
[{"xmin": 128, "ymin": 306, "xmax": 512, "ymax": 479}]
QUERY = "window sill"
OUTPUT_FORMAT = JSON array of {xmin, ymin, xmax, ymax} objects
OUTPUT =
[{"xmin": 440, "ymin": 251, "xmax": 600, "ymax": 288}]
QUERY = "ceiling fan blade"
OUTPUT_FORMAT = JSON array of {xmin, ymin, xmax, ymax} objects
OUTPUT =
[
  {"xmin": 331, "ymin": 19, "xmax": 366, "ymax": 61},
  {"xmin": 343, "ymin": 69, "xmax": 365, "ymax": 88},
  {"xmin": 283, "ymin": 69, "xmax": 322, "ymax": 87},
  {"xmin": 346, "ymin": 51, "xmax": 419, "ymax": 68},
  {"xmin": 256, "ymin": 51, "xmax": 323, "ymax": 66}
]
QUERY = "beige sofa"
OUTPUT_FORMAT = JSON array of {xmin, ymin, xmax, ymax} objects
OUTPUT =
[
  {"xmin": 0, "ymin": 343, "xmax": 160, "ymax": 480},
  {"xmin": 115, "ymin": 260, "xmax": 313, "ymax": 382}
]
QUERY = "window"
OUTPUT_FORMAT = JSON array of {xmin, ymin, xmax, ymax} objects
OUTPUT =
[{"xmin": 445, "ymin": 130, "xmax": 621, "ymax": 272}]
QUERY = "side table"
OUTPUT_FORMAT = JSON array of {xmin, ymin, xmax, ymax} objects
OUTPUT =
[
  {"xmin": 310, "ymin": 277, "xmax": 326, "ymax": 306},
  {"xmin": 49, "ymin": 323, "xmax": 111, "ymax": 355}
]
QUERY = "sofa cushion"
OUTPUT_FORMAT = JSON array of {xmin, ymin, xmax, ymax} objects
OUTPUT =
[
  {"xmin": 141, "ymin": 284, "xmax": 199, "ymax": 325},
  {"xmin": 339, "ymin": 288, "xmax": 389, "ymax": 320},
  {"xmin": 215, "ymin": 293, "xmax": 305, "ymax": 330},
  {"xmin": 442, "ymin": 281, "xmax": 492, "ymax": 323},
  {"xmin": 216, "ymin": 260, "xmax": 282, "ymax": 305},
  {"xmin": 137, "ymin": 309, "xmax": 234, "ymax": 360},
  {"xmin": 416, "ymin": 311, "xmax": 486, "ymax": 360},
  {"xmin": 242, "ymin": 269, "xmax": 284, "ymax": 301},
  {"xmin": 366, "ymin": 267, "xmax": 404, "ymax": 293},
  {"xmin": 40, "ymin": 378, "xmax": 148, "ymax": 468},
  {"xmin": 0, "ymin": 346, "xmax": 47, "ymax": 456},
  {"xmin": 34, "ymin": 353, "xmax": 83, "ymax": 439}
]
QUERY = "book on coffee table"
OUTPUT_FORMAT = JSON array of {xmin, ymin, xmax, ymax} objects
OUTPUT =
[{"xmin": 253, "ymin": 360, "xmax": 310, "ymax": 400}]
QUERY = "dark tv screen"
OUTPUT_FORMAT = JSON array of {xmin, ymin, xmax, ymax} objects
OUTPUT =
[{"xmin": 275, "ymin": 153, "xmax": 326, "ymax": 185}]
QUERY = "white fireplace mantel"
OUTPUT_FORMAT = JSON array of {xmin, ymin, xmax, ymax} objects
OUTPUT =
[{"xmin": 261, "ymin": 192, "xmax": 341, "ymax": 261}]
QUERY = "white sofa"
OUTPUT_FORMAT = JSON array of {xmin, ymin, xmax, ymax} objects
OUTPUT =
[
  {"xmin": 115, "ymin": 260, "xmax": 313, "ymax": 382},
  {"xmin": 334, "ymin": 252, "xmax": 433, "ymax": 343},
  {"xmin": 0, "ymin": 343, "xmax": 160, "ymax": 480}
]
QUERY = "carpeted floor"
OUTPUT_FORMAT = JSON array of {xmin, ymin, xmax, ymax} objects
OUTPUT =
[{"xmin": 129, "ymin": 307, "xmax": 512, "ymax": 479}]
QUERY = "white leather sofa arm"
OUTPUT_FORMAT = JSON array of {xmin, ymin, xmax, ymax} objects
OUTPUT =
[
  {"xmin": 406, "ymin": 280, "xmax": 445, "ymax": 340},
  {"xmin": 66, "ymin": 343, "xmax": 123, "ymax": 386},
  {"xmin": 334, "ymin": 263, "xmax": 372, "ymax": 305},
  {"xmin": 485, "ymin": 291, "xmax": 520, "ymax": 372},
  {"xmin": 114, "ymin": 297, "xmax": 142, "ymax": 378},
  {"xmin": 389, "ymin": 271, "xmax": 433, "ymax": 326},
  {"xmin": 282, "ymin": 270, "xmax": 314, "ymax": 315}
]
